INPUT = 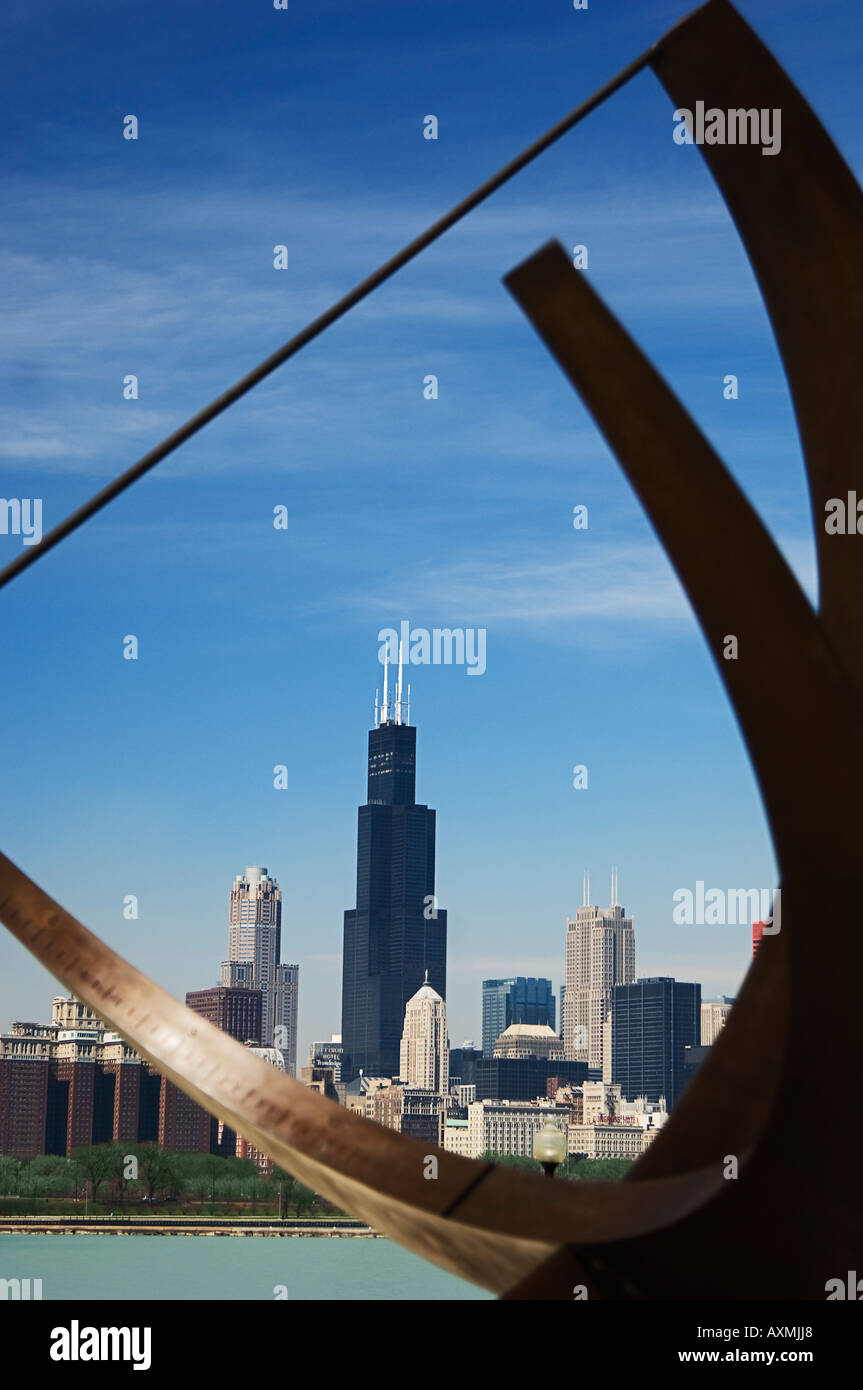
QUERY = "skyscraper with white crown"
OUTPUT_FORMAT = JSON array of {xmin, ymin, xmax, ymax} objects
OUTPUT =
[{"xmin": 399, "ymin": 973, "xmax": 449, "ymax": 1094}]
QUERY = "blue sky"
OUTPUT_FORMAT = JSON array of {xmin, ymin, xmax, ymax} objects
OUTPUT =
[{"xmin": 1, "ymin": 0, "xmax": 860, "ymax": 1064}]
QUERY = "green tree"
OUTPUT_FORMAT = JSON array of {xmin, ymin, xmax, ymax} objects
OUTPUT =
[
  {"xmin": 269, "ymin": 1166, "xmax": 297, "ymax": 1218},
  {"xmin": 560, "ymin": 1156, "xmax": 633, "ymax": 1182},
  {"xmin": 291, "ymin": 1181, "xmax": 319, "ymax": 1217},
  {"xmin": 0, "ymin": 1157, "xmax": 22, "ymax": 1195},
  {"xmin": 480, "ymin": 1151, "xmax": 542, "ymax": 1174},
  {"xmin": 28, "ymin": 1155, "xmax": 78, "ymax": 1198},
  {"xmin": 106, "ymin": 1143, "xmax": 144, "ymax": 1206},
  {"xmin": 132, "ymin": 1145, "xmax": 177, "ymax": 1200},
  {"xmin": 71, "ymin": 1145, "xmax": 116, "ymax": 1201}
]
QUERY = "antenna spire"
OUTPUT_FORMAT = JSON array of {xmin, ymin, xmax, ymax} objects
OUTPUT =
[
  {"xmin": 396, "ymin": 640, "xmax": 404, "ymax": 725},
  {"xmin": 583, "ymin": 869, "xmax": 590, "ymax": 907},
  {"xmin": 375, "ymin": 646, "xmax": 411, "ymax": 727}
]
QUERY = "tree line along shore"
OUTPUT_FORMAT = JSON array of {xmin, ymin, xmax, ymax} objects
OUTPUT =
[{"xmin": 0, "ymin": 1146, "xmax": 632, "ymax": 1226}]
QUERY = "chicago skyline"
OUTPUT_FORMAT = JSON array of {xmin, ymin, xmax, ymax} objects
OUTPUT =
[
  {"xmin": 0, "ymin": 671, "xmax": 740, "ymax": 1100},
  {"xmin": 0, "ymin": 717, "xmax": 750, "ymax": 1158}
]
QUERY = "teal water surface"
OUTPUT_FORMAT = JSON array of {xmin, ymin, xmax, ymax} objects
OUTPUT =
[{"xmin": 0, "ymin": 1233, "xmax": 493, "ymax": 1301}]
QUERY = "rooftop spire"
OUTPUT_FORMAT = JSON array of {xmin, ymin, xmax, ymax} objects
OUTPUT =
[
  {"xmin": 396, "ymin": 639, "xmax": 404, "ymax": 724},
  {"xmin": 374, "ymin": 645, "xmax": 411, "ymax": 728}
]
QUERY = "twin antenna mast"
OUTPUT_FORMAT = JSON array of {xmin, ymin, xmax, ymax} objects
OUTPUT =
[
  {"xmin": 374, "ymin": 642, "xmax": 411, "ymax": 728},
  {"xmin": 581, "ymin": 866, "xmax": 621, "ymax": 907}
]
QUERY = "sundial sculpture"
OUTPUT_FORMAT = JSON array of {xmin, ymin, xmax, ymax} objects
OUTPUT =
[{"xmin": 1, "ymin": 0, "xmax": 861, "ymax": 1299}]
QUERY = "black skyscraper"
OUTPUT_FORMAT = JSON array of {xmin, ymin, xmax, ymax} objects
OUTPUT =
[
  {"xmin": 341, "ymin": 669, "xmax": 447, "ymax": 1080},
  {"xmin": 611, "ymin": 976, "xmax": 701, "ymax": 1110}
]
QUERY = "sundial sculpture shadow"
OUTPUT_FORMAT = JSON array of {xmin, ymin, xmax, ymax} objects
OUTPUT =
[{"xmin": 1, "ymin": 1, "xmax": 861, "ymax": 1298}]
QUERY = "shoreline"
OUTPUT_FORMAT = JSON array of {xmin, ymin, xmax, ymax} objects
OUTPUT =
[{"xmin": 0, "ymin": 1218, "xmax": 379, "ymax": 1238}]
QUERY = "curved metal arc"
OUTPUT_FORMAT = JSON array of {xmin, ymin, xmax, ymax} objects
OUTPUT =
[
  {"xmin": 500, "ymin": 235, "xmax": 863, "ymax": 1292},
  {"xmin": 503, "ymin": 241, "xmax": 863, "ymax": 887},
  {"xmin": 630, "ymin": 927, "xmax": 787, "ymax": 1181},
  {"xmin": 651, "ymin": 0, "xmax": 863, "ymax": 693}
]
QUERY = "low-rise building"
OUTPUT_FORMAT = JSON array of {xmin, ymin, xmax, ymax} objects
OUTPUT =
[
  {"xmin": 468, "ymin": 1099, "xmax": 570, "ymax": 1160},
  {"xmin": 451, "ymin": 1083, "xmax": 476, "ymax": 1108},
  {"xmin": 567, "ymin": 1120, "xmax": 646, "ymax": 1160},
  {"xmin": 582, "ymin": 1080, "xmax": 623, "ymax": 1125},
  {"xmin": 441, "ymin": 1117, "xmax": 472, "ymax": 1157},
  {"xmin": 343, "ymin": 1075, "xmax": 393, "ymax": 1120},
  {"xmin": 308, "ymin": 1035, "xmax": 344, "ymax": 1082}
]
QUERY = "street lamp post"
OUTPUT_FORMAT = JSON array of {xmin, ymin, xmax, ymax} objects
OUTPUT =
[{"xmin": 533, "ymin": 1115, "xmax": 568, "ymax": 1179}]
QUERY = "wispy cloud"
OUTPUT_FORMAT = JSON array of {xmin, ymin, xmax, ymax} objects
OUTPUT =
[
  {"xmin": 0, "ymin": 167, "xmax": 780, "ymax": 486},
  {"xmin": 336, "ymin": 541, "xmax": 690, "ymax": 627},
  {"xmin": 0, "ymin": 180, "xmax": 762, "ymax": 367},
  {"xmin": 333, "ymin": 532, "xmax": 818, "ymax": 629}
]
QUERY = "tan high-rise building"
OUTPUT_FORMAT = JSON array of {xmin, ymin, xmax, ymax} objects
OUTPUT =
[
  {"xmin": 399, "ymin": 975, "xmax": 449, "ymax": 1094},
  {"xmin": 222, "ymin": 867, "xmax": 299, "ymax": 1074},
  {"xmin": 701, "ymin": 998, "xmax": 734, "ymax": 1045},
  {"xmin": 563, "ymin": 870, "xmax": 635, "ymax": 1069},
  {"xmin": 227, "ymin": 866, "xmax": 282, "ymax": 986}
]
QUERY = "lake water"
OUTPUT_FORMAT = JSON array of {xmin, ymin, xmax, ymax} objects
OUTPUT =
[{"xmin": 0, "ymin": 1233, "xmax": 493, "ymax": 1301}]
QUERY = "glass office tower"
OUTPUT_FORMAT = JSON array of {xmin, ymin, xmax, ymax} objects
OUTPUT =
[
  {"xmin": 611, "ymin": 976, "xmax": 701, "ymax": 1109},
  {"xmin": 481, "ymin": 977, "xmax": 556, "ymax": 1057}
]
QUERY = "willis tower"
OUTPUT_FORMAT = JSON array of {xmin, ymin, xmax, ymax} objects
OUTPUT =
[{"xmin": 341, "ymin": 649, "xmax": 447, "ymax": 1080}]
